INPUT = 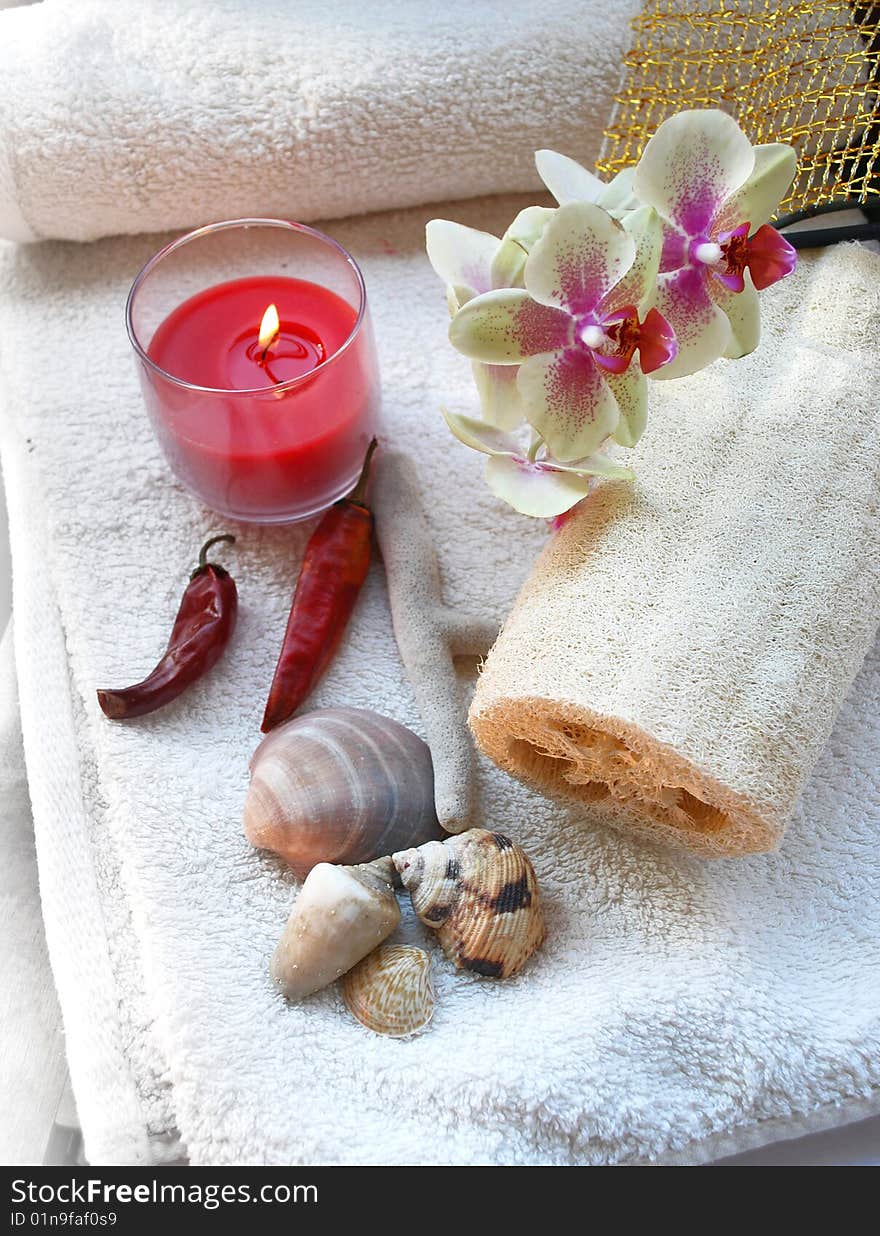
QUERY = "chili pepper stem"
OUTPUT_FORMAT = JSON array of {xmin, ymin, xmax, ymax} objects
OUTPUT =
[
  {"xmin": 196, "ymin": 533, "xmax": 236, "ymax": 572},
  {"xmin": 347, "ymin": 438, "xmax": 379, "ymax": 507}
]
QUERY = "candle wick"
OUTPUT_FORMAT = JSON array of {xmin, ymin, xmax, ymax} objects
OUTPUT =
[
  {"xmin": 260, "ymin": 343, "xmax": 282, "ymax": 386},
  {"xmin": 259, "ymin": 329, "xmax": 280, "ymax": 366}
]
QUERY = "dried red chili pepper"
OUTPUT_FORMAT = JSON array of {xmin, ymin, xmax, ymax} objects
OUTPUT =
[
  {"xmin": 97, "ymin": 534, "xmax": 238, "ymax": 720},
  {"xmin": 261, "ymin": 439, "xmax": 378, "ymax": 733}
]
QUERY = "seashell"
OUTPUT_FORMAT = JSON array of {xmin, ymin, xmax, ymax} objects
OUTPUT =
[
  {"xmin": 271, "ymin": 856, "xmax": 400, "ymax": 1001},
  {"xmin": 342, "ymin": 944, "xmax": 434, "ymax": 1038},
  {"xmin": 244, "ymin": 707, "xmax": 443, "ymax": 878},
  {"xmin": 392, "ymin": 829, "xmax": 545, "ymax": 979}
]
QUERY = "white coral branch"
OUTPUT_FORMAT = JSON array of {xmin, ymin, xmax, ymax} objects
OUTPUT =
[{"xmin": 372, "ymin": 451, "xmax": 499, "ymax": 833}]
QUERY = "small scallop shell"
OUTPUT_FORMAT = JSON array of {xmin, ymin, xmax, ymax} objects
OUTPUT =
[
  {"xmin": 392, "ymin": 829, "xmax": 545, "ymax": 979},
  {"xmin": 342, "ymin": 945, "xmax": 434, "ymax": 1038},
  {"xmin": 244, "ymin": 707, "xmax": 443, "ymax": 878}
]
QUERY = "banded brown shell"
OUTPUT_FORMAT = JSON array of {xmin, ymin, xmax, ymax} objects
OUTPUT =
[
  {"xmin": 244, "ymin": 707, "xmax": 443, "ymax": 878},
  {"xmin": 342, "ymin": 944, "xmax": 434, "ymax": 1038},
  {"xmin": 392, "ymin": 829, "xmax": 545, "ymax": 979}
]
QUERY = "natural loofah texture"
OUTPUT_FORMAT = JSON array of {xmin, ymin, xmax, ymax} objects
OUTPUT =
[
  {"xmin": 0, "ymin": 0, "xmax": 639, "ymax": 243},
  {"xmin": 471, "ymin": 246, "xmax": 880, "ymax": 857}
]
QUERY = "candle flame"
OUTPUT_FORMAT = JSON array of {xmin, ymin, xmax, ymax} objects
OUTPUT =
[{"xmin": 258, "ymin": 302, "xmax": 280, "ymax": 353}]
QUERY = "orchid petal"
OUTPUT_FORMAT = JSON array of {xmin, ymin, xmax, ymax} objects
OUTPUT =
[
  {"xmin": 446, "ymin": 284, "xmax": 478, "ymax": 314},
  {"xmin": 506, "ymin": 205, "xmax": 557, "ymax": 250},
  {"xmin": 715, "ymin": 143, "xmax": 798, "ymax": 234},
  {"xmin": 650, "ymin": 265, "xmax": 732, "ymax": 379},
  {"xmin": 485, "ymin": 454, "xmax": 594, "ymax": 518},
  {"xmin": 441, "ymin": 407, "xmax": 521, "ymax": 456},
  {"xmin": 636, "ymin": 306, "xmax": 678, "ymax": 374},
  {"xmin": 449, "ymin": 288, "xmax": 571, "ymax": 364},
  {"xmin": 491, "ymin": 207, "xmax": 556, "ymax": 288},
  {"xmin": 490, "ymin": 240, "xmax": 528, "ymax": 290},
  {"xmin": 471, "ymin": 362, "xmax": 525, "ymax": 430},
  {"xmin": 742, "ymin": 223, "xmax": 797, "ymax": 290},
  {"xmin": 517, "ymin": 347, "xmax": 619, "ymax": 460},
  {"xmin": 598, "ymin": 166, "xmax": 639, "ymax": 216},
  {"xmin": 659, "ymin": 222, "xmax": 689, "ymax": 273},
  {"xmin": 546, "ymin": 451, "xmax": 636, "ymax": 480},
  {"xmin": 524, "ymin": 201, "xmax": 636, "ymax": 316},
  {"xmin": 603, "ymin": 364, "xmax": 648, "ymax": 448},
  {"xmin": 425, "ymin": 219, "xmax": 498, "ymax": 298},
  {"xmin": 535, "ymin": 149, "xmax": 605, "ymax": 205},
  {"xmin": 711, "ymin": 271, "xmax": 761, "ymax": 359},
  {"xmin": 600, "ymin": 205, "xmax": 663, "ymax": 315},
  {"xmin": 633, "ymin": 110, "xmax": 755, "ymax": 237}
]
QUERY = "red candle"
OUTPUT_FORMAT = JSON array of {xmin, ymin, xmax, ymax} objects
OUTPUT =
[{"xmin": 128, "ymin": 221, "xmax": 381, "ymax": 523}]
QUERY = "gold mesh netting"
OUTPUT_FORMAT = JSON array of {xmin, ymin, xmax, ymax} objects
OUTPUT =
[{"xmin": 597, "ymin": 0, "xmax": 880, "ymax": 215}]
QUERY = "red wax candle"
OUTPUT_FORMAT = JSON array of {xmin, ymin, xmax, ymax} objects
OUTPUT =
[{"xmin": 129, "ymin": 222, "xmax": 381, "ymax": 523}]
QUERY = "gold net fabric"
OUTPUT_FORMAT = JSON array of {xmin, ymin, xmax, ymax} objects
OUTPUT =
[{"xmin": 597, "ymin": 1, "xmax": 880, "ymax": 216}]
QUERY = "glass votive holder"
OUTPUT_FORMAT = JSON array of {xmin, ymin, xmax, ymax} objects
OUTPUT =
[{"xmin": 126, "ymin": 218, "xmax": 381, "ymax": 523}]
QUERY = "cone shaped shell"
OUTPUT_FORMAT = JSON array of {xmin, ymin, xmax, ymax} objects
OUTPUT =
[
  {"xmin": 393, "ymin": 829, "xmax": 545, "ymax": 979},
  {"xmin": 271, "ymin": 857, "xmax": 401, "ymax": 1001},
  {"xmin": 244, "ymin": 707, "xmax": 442, "ymax": 878},
  {"xmin": 342, "ymin": 945, "xmax": 434, "ymax": 1037}
]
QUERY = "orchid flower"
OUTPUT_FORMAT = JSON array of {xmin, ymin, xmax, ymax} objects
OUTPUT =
[
  {"xmin": 631, "ymin": 109, "xmax": 797, "ymax": 378},
  {"xmin": 442, "ymin": 409, "xmax": 634, "ymax": 519},
  {"xmin": 425, "ymin": 206, "xmax": 554, "ymax": 428},
  {"xmin": 426, "ymin": 109, "xmax": 798, "ymax": 520},
  {"xmin": 447, "ymin": 202, "xmax": 677, "ymax": 463}
]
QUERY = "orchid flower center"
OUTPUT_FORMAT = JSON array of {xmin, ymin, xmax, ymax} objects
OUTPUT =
[
  {"xmin": 580, "ymin": 309, "xmax": 642, "ymax": 375},
  {"xmin": 579, "ymin": 323, "xmax": 606, "ymax": 350},
  {"xmin": 603, "ymin": 312, "xmax": 639, "ymax": 357},
  {"xmin": 576, "ymin": 306, "xmax": 676, "ymax": 377},
  {"xmin": 693, "ymin": 240, "xmax": 722, "ymax": 266},
  {"xmin": 708, "ymin": 221, "xmax": 796, "ymax": 294},
  {"xmin": 719, "ymin": 228, "xmax": 750, "ymax": 278}
]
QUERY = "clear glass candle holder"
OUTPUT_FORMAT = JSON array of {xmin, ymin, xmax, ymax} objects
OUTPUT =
[{"xmin": 126, "ymin": 219, "xmax": 381, "ymax": 523}]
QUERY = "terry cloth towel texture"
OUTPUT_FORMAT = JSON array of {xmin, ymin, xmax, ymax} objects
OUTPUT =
[
  {"xmin": 470, "ymin": 256, "xmax": 880, "ymax": 858},
  {"xmin": 0, "ymin": 0, "xmax": 640, "ymax": 243},
  {"xmin": 0, "ymin": 209, "xmax": 879, "ymax": 1164}
]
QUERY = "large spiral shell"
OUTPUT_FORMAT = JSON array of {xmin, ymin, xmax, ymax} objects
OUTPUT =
[
  {"xmin": 392, "ymin": 829, "xmax": 545, "ymax": 979},
  {"xmin": 244, "ymin": 707, "xmax": 443, "ymax": 878},
  {"xmin": 342, "ymin": 944, "xmax": 434, "ymax": 1037}
]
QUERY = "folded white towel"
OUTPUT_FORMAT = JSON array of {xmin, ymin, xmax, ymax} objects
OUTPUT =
[
  {"xmin": 1, "ymin": 203, "xmax": 879, "ymax": 1163},
  {"xmin": 0, "ymin": 0, "xmax": 639, "ymax": 243}
]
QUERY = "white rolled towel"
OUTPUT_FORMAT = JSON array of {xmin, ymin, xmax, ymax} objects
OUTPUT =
[{"xmin": 0, "ymin": 0, "xmax": 639, "ymax": 243}]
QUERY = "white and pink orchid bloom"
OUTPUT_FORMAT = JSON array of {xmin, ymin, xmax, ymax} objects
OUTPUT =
[
  {"xmin": 448, "ymin": 202, "xmax": 677, "ymax": 461},
  {"xmin": 425, "ymin": 207, "xmax": 554, "ymax": 428},
  {"xmin": 632, "ymin": 109, "xmax": 797, "ymax": 379},
  {"xmin": 442, "ymin": 409, "xmax": 634, "ymax": 518}
]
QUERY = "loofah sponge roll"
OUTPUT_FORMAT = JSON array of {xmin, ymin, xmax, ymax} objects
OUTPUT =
[{"xmin": 469, "ymin": 245, "xmax": 880, "ymax": 858}]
